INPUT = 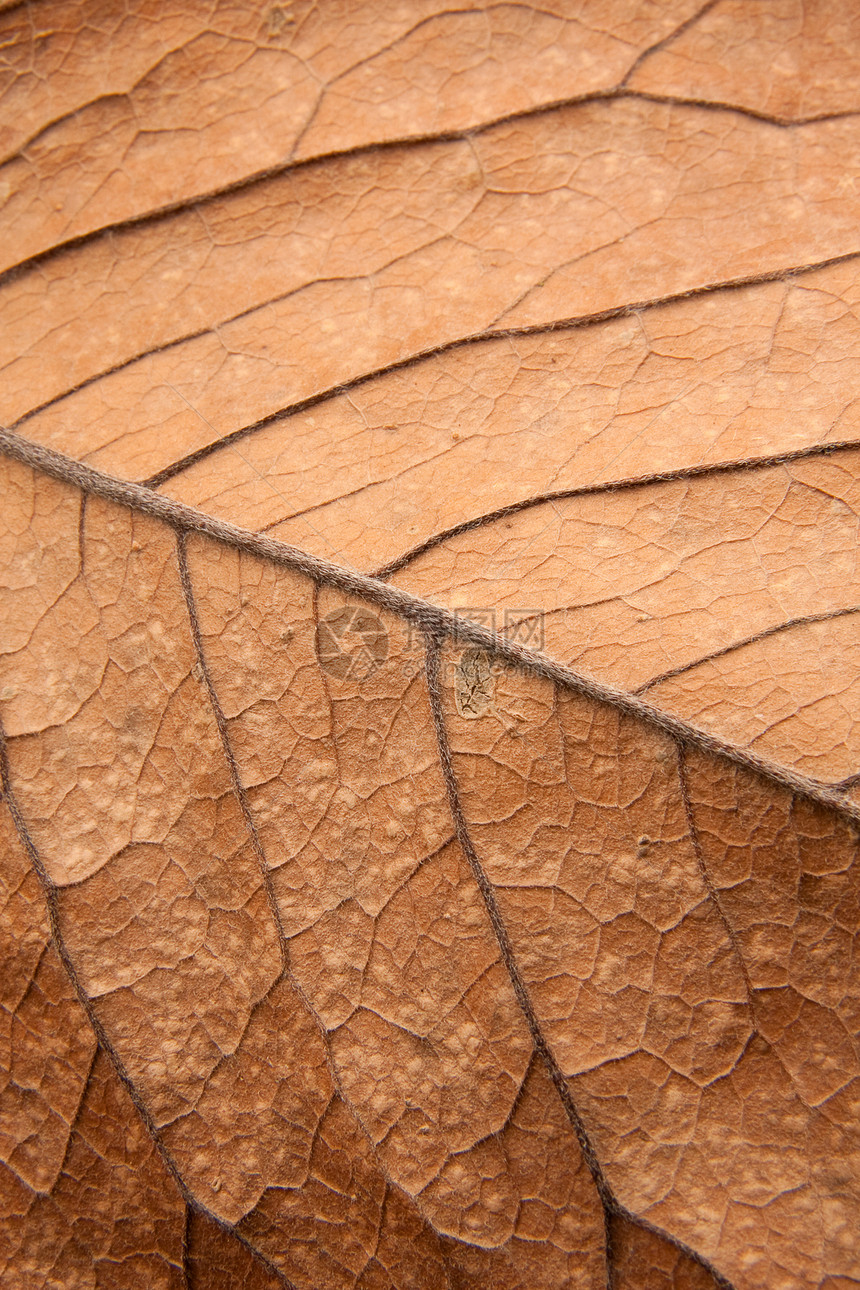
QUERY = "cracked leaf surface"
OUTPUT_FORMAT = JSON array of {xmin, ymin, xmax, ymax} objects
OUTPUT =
[{"xmin": 2, "ymin": 3, "xmax": 859, "ymax": 1288}]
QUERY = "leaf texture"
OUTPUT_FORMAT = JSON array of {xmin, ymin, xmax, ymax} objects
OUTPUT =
[{"xmin": 1, "ymin": 4, "xmax": 860, "ymax": 1288}]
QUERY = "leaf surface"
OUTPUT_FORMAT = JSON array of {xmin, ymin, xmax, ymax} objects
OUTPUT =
[{"xmin": 1, "ymin": 4, "xmax": 859, "ymax": 1288}]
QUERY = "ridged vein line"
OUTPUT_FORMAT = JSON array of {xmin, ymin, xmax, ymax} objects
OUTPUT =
[{"xmin": 2, "ymin": 426, "xmax": 857, "ymax": 827}]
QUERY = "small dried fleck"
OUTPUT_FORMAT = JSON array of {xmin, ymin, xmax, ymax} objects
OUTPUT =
[{"xmin": 455, "ymin": 648, "xmax": 495, "ymax": 719}]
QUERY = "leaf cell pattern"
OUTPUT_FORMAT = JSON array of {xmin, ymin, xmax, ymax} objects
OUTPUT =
[{"xmin": 2, "ymin": 3, "xmax": 860, "ymax": 1288}]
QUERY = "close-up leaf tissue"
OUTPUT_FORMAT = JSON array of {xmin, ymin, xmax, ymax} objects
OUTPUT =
[{"xmin": 1, "ymin": 2, "xmax": 859, "ymax": 1287}]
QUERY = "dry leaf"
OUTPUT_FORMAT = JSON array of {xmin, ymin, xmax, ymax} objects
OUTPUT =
[{"xmin": 1, "ymin": 3, "xmax": 859, "ymax": 1288}]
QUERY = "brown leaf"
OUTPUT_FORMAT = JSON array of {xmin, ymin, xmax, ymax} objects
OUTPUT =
[{"xmin": 2, "ymin": 4, "xmax": 859, "ymax": 1288}]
